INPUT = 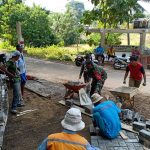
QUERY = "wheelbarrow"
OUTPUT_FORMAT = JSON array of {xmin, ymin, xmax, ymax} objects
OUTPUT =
[{"xmin": 63, "ymin": 81, "xmax": 86, "ymax": 99}]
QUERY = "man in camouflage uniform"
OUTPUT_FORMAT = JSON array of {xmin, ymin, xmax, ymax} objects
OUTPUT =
[{"xmin": 86, "ymin": 61, "xmax": 107, "ymax": 96}]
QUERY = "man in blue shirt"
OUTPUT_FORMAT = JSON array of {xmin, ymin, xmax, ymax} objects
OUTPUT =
[
  {"xmin": 94, "ymin": 44, "xmax": 105, "ymax": 65},
  {"xmin": 91, "ymin": 93, "xmax": 121, "ymax": 139}
]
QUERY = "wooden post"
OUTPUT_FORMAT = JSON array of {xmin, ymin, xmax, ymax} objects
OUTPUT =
[
  {"xmin": 16, "ymin": 21, "xmax": 24, "ymax": 48},
  {"xmin": 100, "ymin": 30, "xmax": 105, "ymax": 48},
  {"xmin": 16, "ymin": 22, "xmax": 22, "ymax": 43},
  {"xmin": 140, "ymin": 32, "xmax": 146, "ymax": 54}
]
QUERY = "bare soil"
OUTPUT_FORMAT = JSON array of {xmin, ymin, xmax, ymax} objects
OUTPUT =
[{"xmin": 3, "ymin": 82, "xmax": 150, "ymax": 150}]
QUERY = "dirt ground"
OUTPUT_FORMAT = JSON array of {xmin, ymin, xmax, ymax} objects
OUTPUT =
[{"xmin": 3, "ymin": 81, "xmax": 150, "ymax": 150}]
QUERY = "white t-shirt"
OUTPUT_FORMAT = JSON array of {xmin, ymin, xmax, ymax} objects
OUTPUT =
[{"xmin": 16, "ymin": 52, "xmax": 26, "ymax": 74}]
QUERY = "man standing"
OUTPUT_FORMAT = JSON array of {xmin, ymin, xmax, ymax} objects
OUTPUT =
[
  {"xmin": 38, "ymin": 108, "xmax": 100, "ymax": 150},
  {"xmin": 6, "ymin": 51, "xmax": 22, "ymax": 114},
  {"xmin": 123, "ymin": 55, "xmax": 146, "ymax": 87},
  {"xmin": 86, "ymin": 61, "xmax": 107, "ymax": 96},
  {"xmin": 16, "ymin": 44, "xmax": 27, "ymax": 102},
  {"xmin": 94, "ymin": 44, "xmax": 105, "ymax": 65},
  {"xmin": 91, "ymin": 93, "xmax": 121, "ymax": 139}
]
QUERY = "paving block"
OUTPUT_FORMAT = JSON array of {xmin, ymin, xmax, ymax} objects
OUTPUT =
[
  {"xmin": 126, "ymin": 132, "xmax": 137, "ymax": 139},
  {"xmin": 89, "ymin": 124, "xmax": 96, "ymax": 135},
  {"xmin": 0, "ymin": 112, "xmax": 4, "ymax": 123},
  {"xmin": 146, "ymin": 121, "xmax": 150, "ymax": 129},
  {"xmin": 139, "ymin": 130, "xmax": 150, "ymax": 140},
  {"xmin": 125, "ymin": 139, "xmax": 138, "ymax": 143},
  {"xmin": 133, "ymin": 112, "xmax": 142, "ymax": 122},
  {"xmin": 118, "ymin": 141, "xmax": 127, "ymax": 147},
  {"xmin": 91, "ymin": 138, "xmax": 99, "ymax": 147},
  {"xmin": 65, "ymin": 99, "xmax": 73, "ymax": 106},
  {"xmin": 133, "ymin": 122, "xmax": 146, "ymax": 132},
  {"xmin": 122, "ymin": 109, "xmax": 134, "ymax": 121},
  {"xmin": 139, "ymin": 129, "xmax": 150, "ymax": 148},
  {"xmin": 99, "ymin": 145, "xmax": 107, "ymax": 150},
  {"xmin": 126, "ymin": 143, "xmax": 136, "ymax": 150}
]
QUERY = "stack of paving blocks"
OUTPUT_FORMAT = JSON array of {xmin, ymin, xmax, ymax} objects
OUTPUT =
[
  {"xmin": 132, "ymin": 121, "xmax": 150, "ymax": 149},
  {"xmin": 0, "ymin": 75, "xmax": 8, "ymax": 149}
]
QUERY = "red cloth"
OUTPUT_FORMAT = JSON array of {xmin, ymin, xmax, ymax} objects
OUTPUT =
[
  {"xmin": 93, "ymin": 71, "xmax": 102, "ymax": 80},
  {"xmin": 128, "ymin": 63, "xmax": 143, "ymax": 80}
]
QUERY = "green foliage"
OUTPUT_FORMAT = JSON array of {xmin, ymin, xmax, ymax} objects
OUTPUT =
[
  {"xmin": 82, "ymin": 0, "xmax": 145, "ymax": 28},
  {"xmin": 105, "ymin": 33, "xmax": 122, "ymax": 45},
  {"xmin": 0, "ymin": 0, "xmax": 57, "ymax": 47},
  {"xmin": 26, "ymin": 45, "xmax": 91, "ymax": 61},
  {"xmin": 87, "ymin": 33, "xmax": 101, "ymax": 46},
  {"xmin": 0, "ymin": 40, "xmax": 14, "ymax": 51}
]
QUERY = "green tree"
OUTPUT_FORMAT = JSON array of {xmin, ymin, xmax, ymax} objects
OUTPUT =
[
  {"xmin": 49, "ymin": 1, "xmax": 85, "ymax": 46},
  {"xmin": 0, "ymin": 0, "xmax": 57, "ymax": 47}
]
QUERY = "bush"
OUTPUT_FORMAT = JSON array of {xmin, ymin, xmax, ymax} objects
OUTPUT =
[
  {"xmin": 0, "ymin": 41, "xmax": 15, "ymax": 52},
  {"xmin": 0, "ymin": 41, "xmax": 93, "ymax": 62}
]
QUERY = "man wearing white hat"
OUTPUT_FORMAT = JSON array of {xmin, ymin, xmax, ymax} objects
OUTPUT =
[
  {"xmin": 91, "ymin": 93, "xmax": 121, "ymax": 139},
  {"xmin": 38, "ymin": 108, "xmax": 100, "ymax": 150}
]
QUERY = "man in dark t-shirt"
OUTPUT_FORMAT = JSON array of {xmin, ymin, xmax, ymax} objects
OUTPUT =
[{"xmin": 123, "ymin": 55, "xmax": 146, "ymax": 88}]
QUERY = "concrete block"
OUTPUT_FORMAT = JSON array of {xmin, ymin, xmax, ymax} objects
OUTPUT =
[
  {"xmin": 133, "ymin": 112, "xmax": 141, "ymax": 122},
  {"xmin": 65, "ymin": 99, "xmax": 73, "ymax": 106},
  {"xmin": 146, "ymin": 121, "xmax": 150, "ymax": 129},
  {"xmin": 122, "ymin": 109, "xmax": 133, "ymax": 121},
  {"xmin": 126, "ymin": 143, "xmax": 136, "ymax": 150},
  {"xmin": 0, "ymin": 112, "xmax": 4, "ymax": 123},
  {"xmin": 133, "ymin": 122, "xmax": 146, "ymax": 132},
  {"xmin": 139, "ymin": 130, "xmax": 150, "ymax": 148},
  {"xmin": 139, "ymin": 130, "xmax": 150, "ymax": 140},
  {"xmin": 89, "ymin": 124, "xmax": 96, "ymax": 135}
]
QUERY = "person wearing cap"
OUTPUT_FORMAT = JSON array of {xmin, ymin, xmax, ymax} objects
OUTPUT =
[
  {"xmin": 16, "ymin": 44, "xmax": 27, "ymax": 101},
  {"xmin": 94, "ymin": 44, "xmax": 105, "ymax": 65},
  {"xmin": 91, "ymin": 93, "xmax": 121, "ymax": 139},
  {"xmin": 38, "ymin": 108, "xmax": 100, "ymax": 150},
  {"xmin": 85, "ymin": 61, "xmax": 107, "ymax": 96},
  {"xmin": 6, "ymin": 51, "xmax": 22, "ymax": 114},
  {"xmin": 123, "ymin": 55, "xmax": 146, "ymax": 87}
]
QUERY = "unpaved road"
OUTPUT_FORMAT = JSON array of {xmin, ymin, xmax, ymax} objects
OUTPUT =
[{"xmin": 26, "ymin": 57, "xmax": 150, "ymax": 94}]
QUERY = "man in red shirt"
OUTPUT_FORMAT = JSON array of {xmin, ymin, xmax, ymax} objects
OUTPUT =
[{"xmin": 123, "ymin": 55, "xmax": 146, "ymax": 87}]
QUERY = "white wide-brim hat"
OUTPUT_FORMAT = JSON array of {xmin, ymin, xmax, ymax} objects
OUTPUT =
[
  {"xmin": 91, "ymin": 93, "xmax": 103, "ymax": 104},
  {"xmin": 61, "ymin": 108, "xmax": 85, "ymax": 132}
]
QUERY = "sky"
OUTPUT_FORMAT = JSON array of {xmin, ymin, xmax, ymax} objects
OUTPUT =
[{"xmin": 25, "ymin": 0, "xmax": 94, "ymax": 12}]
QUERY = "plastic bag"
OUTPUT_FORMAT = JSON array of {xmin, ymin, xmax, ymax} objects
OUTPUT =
[{"xmin": 79, "ymin": 88, "xmax": 92, "ymax": 106}]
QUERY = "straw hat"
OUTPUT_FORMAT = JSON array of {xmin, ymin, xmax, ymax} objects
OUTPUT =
[
  {"xmin": 61, "ymin": 108, "xmax": 85, "ymax": 131},
  {"xmin": 91, "ymin": 93, "xmax": 103, "ymax": 104}
]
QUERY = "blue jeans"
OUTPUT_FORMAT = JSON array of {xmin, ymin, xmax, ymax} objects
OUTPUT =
[{"xmin": 12, "ymin": 81, "xmax": 22, "ymax": 110}]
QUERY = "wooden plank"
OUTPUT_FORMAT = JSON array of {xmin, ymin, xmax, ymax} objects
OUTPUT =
[
  {"xmin": 121, "ymin": 123, "xmax": 138, "ymax": 134},
  {"xmin": 119, "ymin": 131, "xmax": 129, "ymax": 140},
  {"xmin": 58, "ymin": 100, "xmax": 92, "ymax": 117},
  {"xmin": 17, "ymin": 109, "xmax": 38, "ymax": 117},
  {"xmin": 86, "ymin": 28, "xmax": 150, "ymax": 33}
]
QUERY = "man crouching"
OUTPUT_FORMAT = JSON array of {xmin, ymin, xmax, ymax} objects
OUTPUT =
[{"xmin": 91, "ymin": 93, "xmax": 121, "ymax": 139}]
